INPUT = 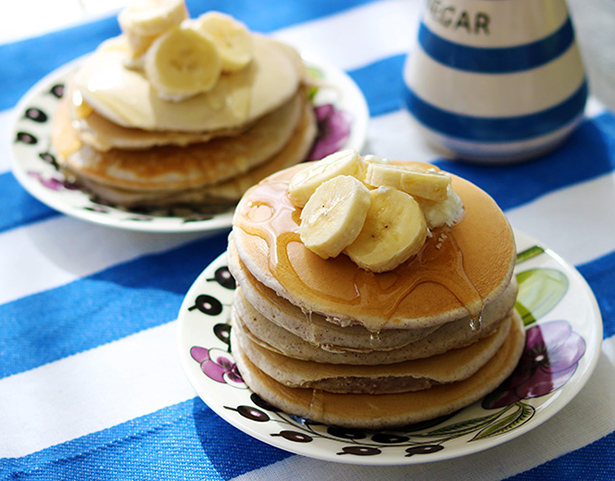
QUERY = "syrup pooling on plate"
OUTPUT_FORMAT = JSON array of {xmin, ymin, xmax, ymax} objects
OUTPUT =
[{"xmin": 235, "ymin": 173, "xmax": 484, "ymax": 332}]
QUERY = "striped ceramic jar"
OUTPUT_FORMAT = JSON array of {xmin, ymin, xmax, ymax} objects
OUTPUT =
[{"xmin": 403, "ymin": 0, "xmax": 587, "ymax": 162}]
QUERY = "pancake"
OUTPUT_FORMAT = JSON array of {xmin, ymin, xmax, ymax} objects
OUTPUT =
[
  {"xmin": 66, "ymin": 99, "xmax": 317, "ymax": 207},
  {"xmin": 54, "ymin": 89, "xmax": 305, "ymax": 192},
  {"xmin": 231, "ymin": 279, "xmax": 517, "ymax": 365},
  {"xmin": 227, "ymin": 154, "xmax": 524, "ymax": 429},
  {"xmin": 229, "ymin": 240, "xmax": 518, "ymax": 354},
  {"xmin": 231, "ymin": 310, "xmax": 525, "ymax": 429},
  {"xmin": 231, "ymin": 161, "xmax": 517, "ymax": 332},
  {"xmin": 73, "ymin": 105, "xmax": 246, "ymax": 152},
  {"xmin": 73, "ymin": 34, "xmax": 303, "ymax": 133},
  {"xmin": 232, "ymin": 310, "xmax": 513, "ymax": 393}
]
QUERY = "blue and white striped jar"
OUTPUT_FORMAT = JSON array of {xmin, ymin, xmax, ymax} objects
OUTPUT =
[{"xmin": 403, "ymin": 0, "xmax": 587, "ymax": 163}]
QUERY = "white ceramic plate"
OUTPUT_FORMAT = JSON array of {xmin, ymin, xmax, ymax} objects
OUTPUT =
[
  {"xmin": 10, "ymin": 54, "xmax": 368, "ymax": 233},
  {"xmin": 177, "ymin": 230, "xmax": 602, "ymax": 465}
]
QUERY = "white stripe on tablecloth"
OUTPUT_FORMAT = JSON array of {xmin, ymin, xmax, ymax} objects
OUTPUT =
[
  {"xmin": 0, "ymin": 320, "xmax": 195, "ymax": 458},
  {"xmin": 229, "ymin": 342, "xmax": 615, "ymax": 481},
  {"xmin": 506, "ymin": 172, "xmax": 615, "ymax": 267},
  {"xmin": 0, "ymin": 215, "xmax": 206, "ymax": 305},
  {"xmin": 272, "ymin": 0, "xmax": 420, "ymax": 70},
  {"xmin": 365, "ymin": 108, "xmax": 444, "ymax": 160}
]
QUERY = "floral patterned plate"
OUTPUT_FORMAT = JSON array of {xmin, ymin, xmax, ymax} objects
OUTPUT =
[
  {"xmin": 10, "ymin": 54, "xmax": 368, "ymax": 233},
  {"xmin": 177, "ymin": 230, "xmax": 602, "ymax": 465}
]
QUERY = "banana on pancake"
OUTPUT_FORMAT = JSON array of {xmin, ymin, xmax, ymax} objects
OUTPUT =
[
  {"xmin": 63, "ymin": 97, "xmax": 317, "ymax": 207},
  {"xmin": 231, "ymin": 311, "xmax": 525, "ymax": 429},
  {"xmin": 227, "ymin": 152, "xmax": 524, "ymax": 429},
  {"xmin": 231, "ymin": 162, "xmax": 517, "ymax": 332},
  {"xmin": 232, "ymin": 311, "xmax": 513, "ymax": 394},
  {"xmin": 50, "ymin": 5, "xmax": 318, "ymax": 209},
  {"xmin": 228, "ymin": 239, "xmax": 517, "ymax": 354},
  {"xmin": 231, "ymin": 280, "xmax": 517, "ymax": 365}
]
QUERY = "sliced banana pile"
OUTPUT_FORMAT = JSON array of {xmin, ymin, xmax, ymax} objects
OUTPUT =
[
  {"xmin": 288, "ymin": 150, "xmax": 464, "ymax": 273},
  {"xmin": 118, "ymin": 0, "xmax": 254, "ymax": 100}
]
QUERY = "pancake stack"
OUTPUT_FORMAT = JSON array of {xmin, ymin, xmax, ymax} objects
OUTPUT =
[
  {"xmin": 228, "ymin": 150, "xmax": 525, "ymax": 429},
  {"xmin": 51, "ymin": 1, "xmax": 317, "ymax": 209}
]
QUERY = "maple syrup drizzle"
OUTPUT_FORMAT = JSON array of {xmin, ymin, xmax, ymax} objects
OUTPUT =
[
  {"xmin": 308, "ymin": 388, "xmax": 326, "ymax": 421},
  {"xmin": 236, "ymin": 178, "xmax": 484, "ymax": 331},
  {"xmin": 302, "ymin": 309, "xmax": 320, "ymax": 347}
]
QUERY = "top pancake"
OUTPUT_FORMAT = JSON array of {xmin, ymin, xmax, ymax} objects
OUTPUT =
[
  {"xmin": 73, "ymin": 34, "xmax": 303, "ymax": 133},
  {"xmin": 231, "ymin": 162, "xmax": 517, "ymax": 331}
]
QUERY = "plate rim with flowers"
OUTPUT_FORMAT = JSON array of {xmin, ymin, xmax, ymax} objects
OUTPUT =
[{"xmin": 176, "ymin": 229, "xmax": 603, "ymax": 465}]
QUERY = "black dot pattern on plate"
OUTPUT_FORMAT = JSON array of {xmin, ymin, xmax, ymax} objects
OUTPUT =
[
  {"xmin": 231, "ymin": 405, "xmax": 270, "ymax": 422},
  {"xmin": 370, "ymin": 433, "xmax": 410, "ymax": 444},
  {"xmin": 213, "ymin": 323, "xmax": 231, "ymax": 346},
  {"xmin": 188, "ymin": 294, "xmax": 223, "ymax": 316},
  {"xmin": 50, "ymin": 84, "xmax": 64, "ymax": 98},
  {"xmin": 25, "ymin": 108, "xmax": 48, "ymax": 123},
  {"xmin": 405, "ymin": 444, "xmax": 444, "ymax": 456},
  {"xmin": 271, "ymin": 430, "xmax": 313, "ymax": 443},
  {"xmin": 208, "ymin": 266, "xmax": 236, "ymax": 290},
  {"xmin": 38, "ymin": 152, "xmax": 59, "ymax": 169},
  {"xmin": 327, "ymin": 426, "xmax": 367, "ymax": 440},
  {"xmin": 15, "ymin": 132, "xmax": 37, "ymax": 145},
  {"xmin": 250, "ymin": 393, "xmax": 283, "ymax": 413},
  {"xmin": 338, "ymin": 446, "xmax": 381, "ymax": 456}
]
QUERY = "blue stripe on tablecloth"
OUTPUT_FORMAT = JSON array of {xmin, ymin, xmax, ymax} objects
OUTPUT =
[
  {"xmin": 0, "ymin": 231, "xmax": 228, "ymax": 379},
  {"xmin": 403, "ymin": 79, "xmax": 588, "ymax": 142},
  {"xmin": 0, "ymin": 0, "xmax": 376, "ymax": 112},
  {"xmin": 0, "ymin": 173, "xmax": 59, "ymax": 233},
  {"xmin": 506, "ymin": 429, "xmax": 615, "ymax": 480},
  {"xmin": 578, "ymin": 250, "xmax": 615, "ymax": 340},
  {"xmin": 418, "ymin": 17, "xmax": 575, "ymax": 73},
  {"xmin": 432, "ymin": 110, "xmax": 615, "ymax": 211},
  {"xmin": 0, "ymin": 18, "xmax": 121, "ymax": 112},
  {"xmin": 189, "ymin": 0, "xmax": 375, "ymax": 32},
  {"xmin": 348, "ymin": 54, "xmax": 406, "ymax": 117},
  {"xmin": 0, "ymin": 397, "xmax": 291, "ymax": 480}
]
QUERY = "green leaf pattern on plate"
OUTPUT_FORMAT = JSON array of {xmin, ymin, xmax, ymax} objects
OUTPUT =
[
  {"xmin": 515, "ymin": 268, "xmax": 569, "ymax": 326},
  {"xmin": 473, "ymin": 402, "xmax": 535, "ymax": 441}
]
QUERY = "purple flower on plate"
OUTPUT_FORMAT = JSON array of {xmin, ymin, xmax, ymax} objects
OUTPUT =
[
  {"xmin": 483, "ymin": 320, "xmax": 586, "ymax": 409},
  {"xmin": 28, "ymin": 171, "xmax": 78, "ymax": 191},
  {"xmin": 191, "ymin": 346, "xmax": 244, "ymax": 388},
  {"xmin": 308, "ymin": 104, "xmax": 353, "ymax": 161}
]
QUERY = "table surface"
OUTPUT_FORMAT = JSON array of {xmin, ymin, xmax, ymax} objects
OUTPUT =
[{"xmin": 1, "ymin": 1, "xmax": 614, "ymax": 479}]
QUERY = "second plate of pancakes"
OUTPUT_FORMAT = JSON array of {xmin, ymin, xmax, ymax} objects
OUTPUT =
[
  {"xmin": 177, "ymin": 229, "xmax": 602, "ymax": 465},
  {"xmin": 10, "ymin": 53, "xmax": 368, "ymax": 233}
]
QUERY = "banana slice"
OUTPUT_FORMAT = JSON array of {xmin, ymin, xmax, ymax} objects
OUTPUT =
[
  {"xmin": 356, "ymin": 154, "xmax": 391, "ymax": 185},
  {"xmin": 288, "ymin": 149, "xmax": 363, "ymax": 208},
  {"xmin": 300, "ymin": 176, "xmax": 371, "ymax": 259},
  {"xmin": 365, "ymin": 163, "xmax": 451, "ymax": 202},
  {"xmin": 191, "ymin": 12, "xmax": 253, "ymax": 72},
  {"xmin": 119, "ymin": 0, "xmax": 188, "ymax": 58},
  {"xmin": 144, "ymin": 26, "xmax": 222, "ymax": 100},
  {"xmin": 419, "ymin": 185, "xmax": 465, "ymax": 228},
  {"xmin": 345, "ymin": 186, "xmax": 427, "ymax": 272}
]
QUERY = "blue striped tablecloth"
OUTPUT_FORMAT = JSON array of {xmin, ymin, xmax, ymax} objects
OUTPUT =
[{"xmin": 1, "ymin": 1, "xmax": 614, "ymax": 479}]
